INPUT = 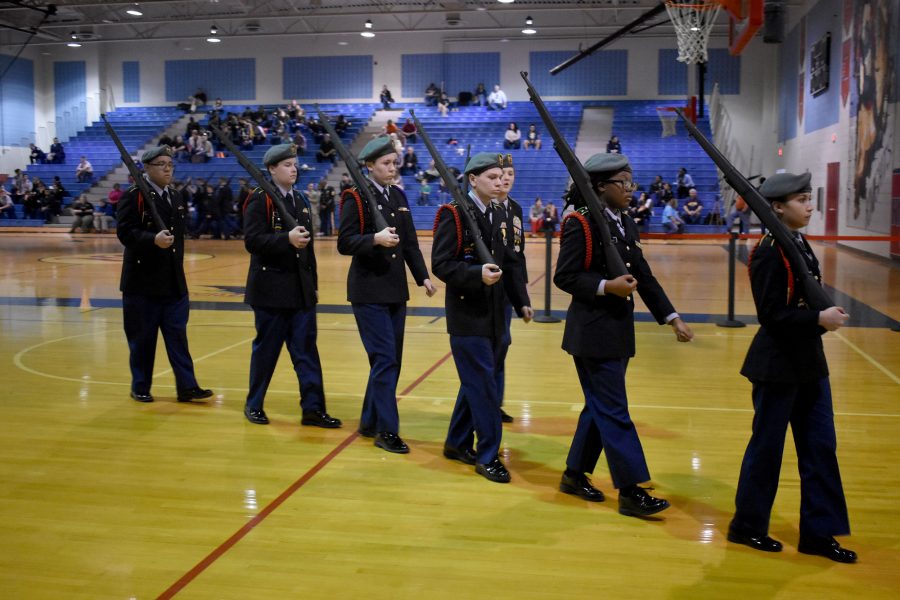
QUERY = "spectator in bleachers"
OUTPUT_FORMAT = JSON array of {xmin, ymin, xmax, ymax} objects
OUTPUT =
[
  {"xmin": 401, "ymin": 118, "xmax": 417, "ymax": 143},
  {"xmin": 199, "ymin": 134, "xmax": 214, "ymax": 162},
  {"xmin": 316, "ymin": 133, "xmax": 337, "ymax": 164},
  {"xmin": 319, "ymin": 185, "xmax": 336, "ymax": 236},
  {"xmin": 419, "ymin": 159, "xmax": 440, "ymax": 184},
  {"xmin": 171, "ymin": 136, "xmax": 189, "ymax": 162},
  {"xmin": 48, "ymin": 137, "xmax": 65, "ymax": 164},
  {"xmin": 606, "ymin": 135, "xmax": 622, "ymax": 154},
  {"xmin": 649, "ymin": 175, "xmax": 665, "ymax": 198},
  {"xmin": 474, "ymin": 83, "xmax": 487, "ymax": 106},
  {"xmin": 662, "ymin": 198, "xmax": 685, "ymax": 234},
  {"xmin": 425, "ymin": 83, "xmax": 440, "ymax": 106},
  {"xmin": 292, "ymin": 129, "xmax": 306, "ymax": 155},
  {"xmin": 418, "ymin": 181, "xmax": 432, "ymax": 206},
  {"xmin": 529, "ymin": 197, "xmax": 544, "ymax": 236},
  {"xmin": 93, "ymin": 197, "xmax": 116, "ymax": 233},
  {"xmin": 389, "ymin": 133, "xmax": 403, "ymax": 155},
  {"xmin": 676, "ymin": 167, "xmax": 694, "ymax": 199},
  {"xmin": 158, "ymin": 134, "xmax": 174, "ymax": 148},
  {"xmin": 725, "ymin": 195, "xmax": 751, "ymax": 233},
  {"xmin": 380, "ymin": 85, "xmax": 395, "ymax": 111},
  {"xmin": 14, "ymin": 169, "xmax": 28, "ymax": 194},
  {"xmin": 504, "ymin": 123, "xmax": 522, "ymax": 150},
  {"xmin": 658, "ymin": 181, "xmax": 675, "ymax": 207},
  {"xmin": 212, "ymin": 98, "xmax": 224, "ymax": 114},
  {"xmin": 339, "ymin": 173, "xmax": 353, "ymax": 194},
  {"xmin": 68, "ymin": 194, "xmax": 95, "ymax": 232},
  {"xmin": 287, "ymin": 99, "xmax": 305, "ymax": 121},
  {"xmin": 523, "ymin": 124, "xmax": 542, "ymax": 150},
  {"xmin": 29, "ymin": 143, "xmax": 47, "ymax": 164},
  {"xmin": 306, "ymin": 117, "xmax": 325, "ymax": 144},
  {"xmin": 632, "ymin": 192, "xmax": 653, "ymax": 232},
  {"xmin": 383, "ymin": 119, "xmax": 400, "ymax": 137},
  {"xmin": 400, "ymin": 146, "xmax": 418, "ymax": 176},
  {"xmin": 185, "ymin": 117, "xmax": 200, "ymax": 138},
  {"xmin": 487, "ymin": 84, "xmax": 507, "ymax": 110},
  {"xmin": 108, "ymin": 183, "xmax": 123, "ymax": 206},
  {"xmin": 23, "ymin": 185, "xmax": 41, "ymax": 220},
  {"xmin": 542, "ymin": 201, "xmax": 559, "ymax": 232},
  {"xmin": 0, "ymin": 187, "xmax": 15, "ymax": 219},
  {"xmin": 75, "ymin": 156, "xmax": 93, "ymax": 183},
  {"xmin": 437, "ymin": 92, "xmax": 451, "ymax": 117},
  {"xmin": 682, "ymin": 189, "xmax": 704, "ymax": 224},
  {"xmin": 335, "ymin": 114, "xmax": 350, "ymax": 135},
  {"xmin": 305, "ymin": 182, "xmax": 320, "ymax": 235}
]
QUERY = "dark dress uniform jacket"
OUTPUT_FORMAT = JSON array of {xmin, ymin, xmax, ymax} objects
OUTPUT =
[
  {"xmin": 337, "ymin": 184, "xmax": 429, "ymax": 303},
  {"xmin": 243, "ymin": 187, "xmax": 317, "ymax": 309},
  {"xmin": 432, "ymin": 199, "xmax": 529, "ymax": 339},
  {"xmin": 554, "ymin": 207, "xmax": 675, "ymax": 359},
  {"xmin": 117, "ymin": 184, "xmax": 188, "ymax": 297},
  {"xmin": 740, "ymin": 234, "xmax": 828, "ymax": 383},
  {"xmin": 497, "ymin": 196, "xmax": 530, "ymax": 300}
]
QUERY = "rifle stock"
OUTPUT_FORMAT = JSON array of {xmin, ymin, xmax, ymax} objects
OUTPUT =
[
  {"xmin": 315, "ymin": 105, "xmax": 389, "ymax": 231},
  {"xmin": 102, "ymin": 114, "xmax": 167, "ymax": 232},
  {"xmin": 672, "ymin": 109, "xmax": 834, "ymax": 310},
  {"xmin": 410, "ymin": 109, "xmax": 496, "ymax": 266},
  {"xmin": 520, "ymin": 71, "xmax": 627, "ymax": 278},
  {"xmin": 207, "ymin": 122, "xmax": 298, "ymax": 230}
]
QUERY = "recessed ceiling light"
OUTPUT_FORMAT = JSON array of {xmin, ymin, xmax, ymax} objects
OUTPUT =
[
  {"xmin": 337, "ymin": 41, "xmax": 349, "ymax": 46},
  {"xmin": 67, "ymin": 42, "xmax": 82, "ymax": 47},
  {"xmin": 497, "ymin": 0, "xmax": 515, "ymax": 4},
  {"xmin": 126, "ymin": 9, "xmax": 142, "ymax": 16},
  {"xmin": 207, "ymin": 37, "xmax": 221, "ymax": 43}
]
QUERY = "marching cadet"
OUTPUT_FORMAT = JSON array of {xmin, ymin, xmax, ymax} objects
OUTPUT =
[
  {"xmin": 494, "ymin": 154, "xmax": 530, "ymax": 423},
  {"xmin": 728, "ymin": 172, "xmax": 856, "ymax": 563},
  {"xmin": 242, "ymin": 143, "xmax": 342, "ymax": 429},
  {"xmin": 337, "ymin": 137, "xmax": 437, "ymax": 454},
  {"xmin": 116, "ymin": 146, "xmax": 213, "ymax": 403},
  {"xmin": 432, "ymin": 152, "xmax": 533, "ymax": 484},
  {"xmin": 553, "ymin": 153, "xmax": 693, "ymax": 516}
]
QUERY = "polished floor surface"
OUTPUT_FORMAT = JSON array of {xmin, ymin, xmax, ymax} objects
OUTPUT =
[{"xmin": 1, "ymin": 233, "xmax": 898, "ymax": 599}]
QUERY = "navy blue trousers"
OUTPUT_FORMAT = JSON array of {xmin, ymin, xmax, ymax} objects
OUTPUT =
[
  {"xmin": 353, "ymin": 302, "xmax": 406, "ymax": 434},
  {"xmin": 493, "ymin": 301, "xmax": 513, "ymax": 408},
  {"xmin": 246, "ymin": 306, "xmax": 326, "ymax": 414},
  {"xmin": 447, "ymin": 335, "xmax": 504, "ymax": 464},
  {"xmin": 733, "ymin": 378, "xmax": 850, "ymax": 537},
  {"xmin": 567, "ymin": 356, "xmax": 651, "ymax": 489},
  {"xmin": 122, "ymin": 293, "xmax": 199, "ymax": 395}
]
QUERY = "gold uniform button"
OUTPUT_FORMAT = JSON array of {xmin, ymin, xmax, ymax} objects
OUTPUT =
[
  {"xmin": 262, "ymin": 266, "xmax": 266, "ymax": 271},
  {"xmin": 626, "ymin": 246, "xmax": 631, "ymax": 251},
  {"xmin": 625, "ymin": 262, "xmax": 631, "ymax": 268},
  {"xmin": 391, "ymin": 253, "xmax": 396, "ymax": 259},
  {"xmin": 626, "ymin": 295, "xmax": 632, "ymax": 301},
  {"xmin": 460, "ymin": 295, "xmax": 465, "ymax": 300},
  {"xmin": 391, "ymin": 212, "xmax": 395, "ymax": 217}
]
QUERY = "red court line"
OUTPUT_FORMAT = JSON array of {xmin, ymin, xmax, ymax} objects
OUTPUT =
[
  {"xmin": 641, "ymin": 233, "xmax": 900, "ymax": 242},
  {"xmin": 157, "ymin": 350, "xmax": 453, "ymax": 599}
]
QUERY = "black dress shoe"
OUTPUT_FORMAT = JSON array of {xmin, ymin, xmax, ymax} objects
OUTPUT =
[
  {"xmin": 560, "ymin": 471, "xmax": 605, "ymax": 502},
  {"xmin": 177, "ymin": 387, "xmax": 214, "ymax": 402},
  {"xmin": 374, "ymin": 432, "xmax": 410, "ymax": 454},
  {"xmin": 475, "ymin": 457, "xmax": 511, "ymax": 483},
  {"xmin": 798, "ymin": 535, "xmax": 857, "ymax": 563},
  {"xmin": 301, "ymin": 410, "xmax": 342, "ymax": 428},
  {"xmin": 442, "ymin": 445, "xmax": 477, "ymax": 465},
  {"xmin": 130, "ymin": 391, "xmax": 154, "ymax": 403},
  {"xmin": 244, "ymin": 407, "xmax": 269, "ymax": 424},
  {"xmin": 618, "ymin": 485, "xmax": 670, "ymax": 517},
  {"xmin": 358, "ymin": 427, "xmax": 376, "ymax": 438},
  {"xmin": 727, "ymin": 525, "xmax": 783, "ymax": 552},
  {"xmin": 500, "ymin": 408, "xmax": 514, "ymax": 423}
]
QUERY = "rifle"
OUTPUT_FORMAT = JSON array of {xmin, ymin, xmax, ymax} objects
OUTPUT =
[
  {"xmin": 101, "ymin": 114, "xmax": 167, "ymax": 232},
  {"xmin": 520, "ymin": 71, "xmax": 627, "ymax": 278},
  {"xmin": 409, "ymin": 109, "xmax": 496, "ymax": 267},
  {"xmin": 673, "ymin": 109, "xmax": 834, "ymax": 310},
  {"xmin": 315, "ymin": 105, "xmax": 388, "ymax": 231},
  {"xmin": 207, "ymin": 121, "xmax": 298, "ymax": 230},
  {"xmin": 461, "ymin": 144, "xmax": 472, "ymax": 196}
]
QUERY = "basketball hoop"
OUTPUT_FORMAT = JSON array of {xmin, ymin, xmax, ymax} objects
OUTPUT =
[
  {"xmin": 657, "ymin": 107, "xmax": 678, "ymax": 138},
  {"xmin": 665, "ymin": 1, "xmax": 722, "ymax": 64}
]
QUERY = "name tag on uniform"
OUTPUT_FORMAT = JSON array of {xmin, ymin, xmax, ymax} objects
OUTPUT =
[{"xmin": 398, "ymin": 207, "xmax": 410, "ymax": 212}]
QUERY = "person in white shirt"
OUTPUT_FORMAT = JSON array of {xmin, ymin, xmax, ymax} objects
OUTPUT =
[
  {"xmin": 503, "ymin": 123, "xmax": 521, "ymax": 149},
  {"xmin": 487, "ymin": 84, "xmax": 507, "ymax": 110},
  {"xmin": 75, "ymin": 156, "xmax": 93, "ymax": 183}
]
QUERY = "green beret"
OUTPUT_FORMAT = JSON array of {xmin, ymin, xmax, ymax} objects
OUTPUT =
[
  {"xmin": 758, "ymin": 172, "xmax": 812, "ymax": 201},
  {"xmin": 464, "ymin": 152, "xmax": 504, "ymax": 176},
  {"xmin": 263, "ymin": 143, "xmax": 298, "ymax": 167},
  {"xmin": 359, "ymin": 136, "xmax": 396, "ymax": 163},
  {"xmin": 583, "ymin": 153, "xmax": 631, "ymax": 176},
  {"xmin": 141, "ymin": 146, "xmax": 174, "ymax": 163}
]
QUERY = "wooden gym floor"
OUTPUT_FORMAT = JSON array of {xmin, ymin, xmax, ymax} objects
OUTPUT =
[{"xmin": 0, "ymin": 232, "xmax": 898, "ymax": 599}]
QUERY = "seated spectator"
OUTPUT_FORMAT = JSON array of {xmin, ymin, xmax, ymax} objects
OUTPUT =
[
  {"xmin": 23, "ymin": 185, "xmax": 41, "ymax": 220},
  {"xmin": 389, "ymin": 132, "xmax": 403, "ymax": 155},
  {"xmin": 418, "ymin": 182, "xmax": 432, "ymax": 206},
  {"xmin": 419, "ymin": 160, "xmax": 440, "ymax": 183},
  {"xmin": 487, "ymin": 84, "xmax": 507, "ymax": 110},
  {"xmin": 662, "ymin": 198, "xmax": 685, "ymax": 234},
  {"xmin": 437, "ymin": 92, "xmax": 450, "ymax": 117},
  {"xmin": 606, "ymin": 135, "xmax": 622, "ymax": 154},
  {"xmin": 185, "ymin": 116, "xmax": 201, "ymax": 138},
  {"xmin": 93, "ymin": 197, "xmax": 116, "ymax": 232},
  {"xmin": 75, "ymin": 156, "xmax": 93, "ymax": 183},
  {"xmin": 380, "ymin": 85, "xmax": 395, "ymax": 110},
  {"xmin": 632, "ymin": 192, "xmax": 653, "ymax": 231},
  {"xmin": 682, "ymin": 189, "xmax": 703, "ymax": 224},
  {"xmin": 529, "ymin": 197, "xmax": 544, "ymax": 236},
  {"xmin": 383, "ymin": 119, "xmax": 400, "ymax": 137},
  {"xmin": 334, "ymin": 114, "xmax": 350, "ymax": 135},
  {"xmin": 68, "ymin": 195, "xmax": 95, "ymax": 232},
  {"xmin": 198, "ymin": 134, "xmax": 214, "ymax": 162},
  {"xmin": 29, "ymin": 143, "xmax": 47, "ymax": 164},
  {"xmin": 725, "ymin": 195, "xmax": 751, "ymax": 233},
  {"xmin": 542, "ymin": 201, "xmax": 559, "ymax": 232},
  {"xmin": 307, "ymin": 118, "xmax": 325, "ymax": 144},
  {"xmin": 107, "ymin": 183, "xmax": 123, "ymax": 206},
  {"xmin": 172, "ymin": 136, "xmax": 190, "ymax": 162},
  {"xmin": 401, "ymin": 118, "xmax": 417, "ymax": 143},
  {"xmin": 287, "ymin": 99, "xmax": 305, "ymax": 121},
  {"xmin": 292, "ymin": 129, "xmax": 307, "ymax": 155},
  {"xmin": 676, "ymin": 167, "xmax": 694, "ymax": 199},
  {"xmin": 400, "ymin": 146, "xmax": 418, "ymax": 176},
  {"xmin": 473, "ymin": 82, "xmax": 487, "ymax": 106},
  {"xmin": 523, "ymin": 124, "xmax": 542, "ymax": 150},
  {"xmin": 425, "ymin": 82, "xmax": 439, "ymax": 106},
  {"xmin": 503, "ymin": 122, "xmax": 521, "ymax": 149},
  {"xmin": 48, "ymin": 137, "xmax": 65, "ymax": 164},
  {"xmin": 649, "ymin": 174, "xmax": 665, "ymax": 198},
  {"xmin": 0, "ymin": 187, "xmax": 15, "ymax": 219},
  {"xmin": 316, "ymin": 133, "xmax": 337, "ymax": 164},
  {"xmin": 658, "ymin": 181, "xmax": 675, "ymax": 207}
]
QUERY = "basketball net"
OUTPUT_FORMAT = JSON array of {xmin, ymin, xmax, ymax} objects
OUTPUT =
[
  {"xmin": 665, "ymin": 1, "xmax": 722, "ymax": 64},
  {"xmin": 657, "ymin": 108, "xmax": 678, "ymax": 138}
]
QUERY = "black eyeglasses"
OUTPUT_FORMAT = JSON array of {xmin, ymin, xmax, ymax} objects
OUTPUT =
[
  {"xmin": 148, "ymin": 162, "xmax": 175, "ymax": 170},
  {"xmin": 603, "ymin": 180, "xmax": 636, "ymax": 193}
]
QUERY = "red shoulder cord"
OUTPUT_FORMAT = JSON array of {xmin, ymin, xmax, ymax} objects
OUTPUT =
[
  {"xmin": 340, "ymin": 188, "xmax": 365, "ymax": 234},
  {"xmin": 561, "ymin": 212, "xmax": 593, "ymax": 271},
  {"xmin": 748, "ymin": 237, "xmax": 794, "ymax": 304},
  {"xmin": 434, "ymin": 204, "xmax": 463, "ymax": 256}
]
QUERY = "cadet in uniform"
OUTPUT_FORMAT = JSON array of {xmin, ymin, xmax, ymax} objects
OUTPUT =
[
  {"xmin": 242, "ymin": 143, "xmax": 342, "ymax": 429},
  {"xmin": 553, "ymin": 153, "xmax": 693, "ymax": 516},
  {"xmin": 431, "ymin": 152, "xmax": 533, "ymax": 484},
  {"xmin": 728, "ymin": 172, "xmax": 856, "ymax": 563},
  {"xmin": 116, "ymin": 146, "xmax": 213, "ymax": 403},
  {"xmin": 494, "ymin": 154, "xmax": 530, "ymax": 423},
  {"xmin": 337, "ymin": 137, "xmax": 437, "ymax": 454}
]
